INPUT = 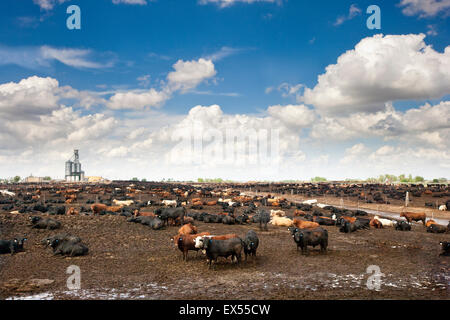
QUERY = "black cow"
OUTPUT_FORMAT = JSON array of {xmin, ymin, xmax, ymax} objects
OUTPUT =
[
  {"xmin": 49, "ymin": 238, "xmax": 89, "ymax": 257},
  {"xmin": 155, "ymin": 207, "xmax": 186, "ymax": 226},
  {"xmin": 395, "ymin": 221, "xmax": 411, "ymax": 231},
  {"xmin": 440, "ymin": 241, "xmax": 450, "ymax": 256},
  {"xmin": 427, "ymin": 224, "xmax": 448, "ymax": 234},
  {"xmin": 293, "ymin": 227, "xmax": 328, "ymax": 255},
  {"xmin": 257, "ymin": 209, "xmax": 270, "ymax": 231},
  {"xmin": 30, "ymin": 216, "xmax": 61, "ymax": 230},
  {"xmin": 0, "ymin": 238, "xmax": 27, "ymax": 255},
  {"xmin": 202, "ymin": 238, "xmax": 243, "ymax": 269},
  {"xmin": 242, "ymin": 230, "xmax": 259, "ymax": 261},
  {"xmin": 235, "ymin": 214, "xmax": 249, "ymax": 225},
  {"xmin": 42, "ymin": 233, "xmax": 81, "ymax": 247},
  {"xmin": 222, "ymin": 215, "xmax": 235, "ymax": 225},
  {"xmin": 340, "ymin": 221, "xmax": 357, "ymax": 233},
  {"xmin": 127, "ymin": 216, "xmax": 164, "ymax": 230},
  {"xmin": 314, "ymin": 216, "xmax": 336, "ymax": 226},
  {"xmin": 48, "ymin": 206, "xmax": 66, "ymax": 215}
]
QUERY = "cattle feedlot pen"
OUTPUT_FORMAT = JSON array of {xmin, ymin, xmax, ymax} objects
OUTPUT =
[{"xmin": 1, "ymin": 0, "xmax": 449, "ymax": 315}]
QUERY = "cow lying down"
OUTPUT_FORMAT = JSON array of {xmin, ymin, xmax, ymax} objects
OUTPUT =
[
  {"xmin": 30, "ymin": 216, "xmax": 61, "ymax": 230},
  {"xmin": 0, "ymin": 237, "xmax": 27, "ymax": 255},
  {"xmin": 47, "ymin": 236, "xmax": 88, "ymax": 257}
]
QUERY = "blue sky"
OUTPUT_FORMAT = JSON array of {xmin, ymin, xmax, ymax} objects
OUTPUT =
[{"xmin": 0, "ymin": 0, "xmax": 449, "ymax": 181}]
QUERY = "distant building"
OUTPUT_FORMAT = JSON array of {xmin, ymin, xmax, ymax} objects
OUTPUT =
[
  {"xmin": 86, "ymin": 176, "xmax": 106, "ymax": 183},
  {"xmin": 24, "ymin": 176, "xmax": 45, "ymax": 183},
  {"xmin": 65, "ymin": 149, "xmax": 85, "ymax": 182}
]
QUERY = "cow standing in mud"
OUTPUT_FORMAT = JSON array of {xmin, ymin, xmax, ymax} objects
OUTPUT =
[
  {"xmin": 400, "ymin": 212, "xmax": 426, "ymax": 226},
  {"xmin": 156, "ymin": 207, "xmax": 186, "ymax": 226}
]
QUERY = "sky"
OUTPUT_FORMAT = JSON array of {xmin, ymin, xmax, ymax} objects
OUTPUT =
[{"xmin": 0, "ymin": 0, "xmax": 449, "ymax": 181}]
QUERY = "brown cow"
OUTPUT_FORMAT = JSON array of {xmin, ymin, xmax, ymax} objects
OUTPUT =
[
  {"xmin": 293, "ymin": 218, "xmax": 320, "ymax": 229},
  {"xmin": 370, "ymin": 218, "xmax": 383, "ymax": 229},
  {"xmin": 91, "ymin": 203, "xmax": 107, "ymax": 215},
  {"xmin": 67, "ymin": 207, "xmax": 79, "ymax": 216},
  {"xmin": 178, "ymin": 223, "xmax": 198, "ymax": 235},
  {"xmin": 294, "ymin": 210, "xmax": 306, "ymax": 216},
  {"xmin": 107, "ymin": 206, "xmax": 123, "ymax": 213},
  {"xmin": 425, "ymin": 219, "xmax": 437, "ymax": 228},
  {"xmin": 341, "ymin": 216, "xmax": 357, "ymax": 223},
  {"xmin": 206, "ymin": 200, "xmax": 217, "ymax": 206},
  {"xmin": 134, "ymin": 210, "xmax": 155, "ymax": 217},
  {"xmin": 401, "ymin": 212, "xmax": 426, "ymax": 225},
  {"xmin": 183, "ymin": 216, "xmax": 195, "ymax": 224},
  {"xmin": 172, "ymin": 232, "xmax": 211, "ymax": 261},
  {"xmin": 209, "ymin": 233, "xmax": 239, "ymax": 240}
]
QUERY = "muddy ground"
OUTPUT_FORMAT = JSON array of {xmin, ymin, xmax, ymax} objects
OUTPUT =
[{"xmin": 1, "ymin": 199, "xmax": 449, "ymax": 300}]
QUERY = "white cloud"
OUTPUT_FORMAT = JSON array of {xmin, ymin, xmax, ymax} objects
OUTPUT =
[
  {"xmin": 33, "ymin": 0, "xmax": 69, "ymax": 10},
  {"xmin": 0, "ymin": 76, "xmax": 60, "ymax": 120},
  {"xmin": 426, "ymin": 24, "xmax": 438, "ymax": 36},
  {"xmin": 204, "ymin": 47, "xmax": 244, "ymax": 61},
  {"xmin": 310, "ymin": 101, "xmax": 450, "ymax": 149},
  {"xmin": 34, "ymin": 0, "xmax": 148, "ymax": 10},
  {"xmin": 399, "ymin": 0, "xmax": 450, "ymax": 18},
  {"xmin": 0, "ymin": 45, "xmax": 113, "ymax": 70},
  {"xmin": 106, "ymin": 58, "xmax": 217, "ymax": 110},
  {"xmin": 167, "ymin": 58, "xmax": 217, "ymax": 93},
  {"xmin": 40, "ymin": 46, "xmax": 110, "ymax": 69},
  {"xmin": 267, "ymin": 104, "xmax": 315, "ymax": 128},
  {"xmin": 301, "ymin": 34, "xmax": 450, "ymax": 115},
  {"xmin": 198, "ymin": 0, "xmax": 281, "ymax": 8},
  {"xmin": 107, "ymin": 89, "xmax": 169, "ymax": 110},
  {"xmin": 112, "ymin": 0, "xmax": 148, "ymax": 4},
  {"xmin": 334, "ymin": 4, "xmax": 362, "ymax": 26},
  {"xmin": 137, "ymin": 75, "xmax": 151, "ymax": 87},
  {"xmin": 340, "ymin": 143, "xmax": 370, "ymax": 165}
]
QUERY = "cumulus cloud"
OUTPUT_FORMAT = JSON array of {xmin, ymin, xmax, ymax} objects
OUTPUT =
[
  {"xmin": 167, "ymin": 58, "xmax": 217, "ymax": 93},
  {"xmin": 310, "ymin": 101, "xmax": 450, "ymax": 148},
  {"xmin": 106, "ymin": 58, "xmax": 217, "ymax": 110},
  {"xmin": 0, "ymin": 76, "xmax": 60, "ymax": 120},
  {"xmin": 339, "ymin": 143, "xmax": 370, "ymax": 165},
  {"xmin": 267, "ymin": 104, "xmax": 315, "ymax": 129},
  {"xmin": 301, "ymin": 34, "xmax": 450, "ymax": 115},
  {"xmin": 398, "ymin": 0, "xmax": 450, "ymax": 18},
  {"xmin": 107, "ymin": 89, "xmax": 169, "ymax": 110}
]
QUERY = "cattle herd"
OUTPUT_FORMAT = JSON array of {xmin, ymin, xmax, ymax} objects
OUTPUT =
[
  {"xmin": 0, "ymin": 181, "xmax": 449, "ymax": 299},
  {"xmin": 1, "ymin": 181, "xmax": 449, "ymax": 261}
]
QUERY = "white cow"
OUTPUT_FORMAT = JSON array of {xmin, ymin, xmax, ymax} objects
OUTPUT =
[
  {"xmin": 162, "ymin": 199, "xmax": 177, "ymax": 207},
  {"xmin": 113, "ymin": 199, "xmax": 134, "ymax": 206},
  {"xmin": 439, "ymin": 205, "xmax": 447, "ymax": 211},
  {"xmin": 373, "ymin": 215, "xmax": 395, "ymax": 227},
  {"xmin": 302, "ymin": 199, "xmax": 317, "ymax": 205},
  {"xmin": 0, "ymin": 190, "xmax": 15, "ymax": 197},
  {"xmin": 270, "ymin": 209, "xmax": 286, "ymax": 217},
  {"xmin": 316, "ymin": 203, "xmax": 327, "ymax": 208}
]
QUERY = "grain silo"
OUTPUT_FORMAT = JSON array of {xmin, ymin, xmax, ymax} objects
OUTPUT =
[{"xmin": 65, "ymin": 149, "xmax": 85, "ymax": 182}]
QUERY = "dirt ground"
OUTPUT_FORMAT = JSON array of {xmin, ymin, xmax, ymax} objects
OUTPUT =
[{"xmin": 1, "ymin": 198, "xmax": 449, "ymax": 300}]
